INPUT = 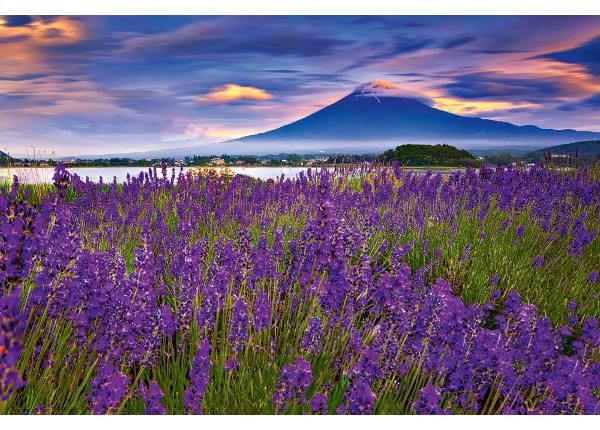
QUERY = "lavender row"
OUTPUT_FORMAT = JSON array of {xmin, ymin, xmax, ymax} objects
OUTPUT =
[{"xmin": 0, "ymin": 164, "xmax": 598, "ymax": 414}]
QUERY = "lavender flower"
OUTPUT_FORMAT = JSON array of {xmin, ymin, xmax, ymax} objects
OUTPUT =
[
  {"xmin": 342, "ymin": 378, "xmax": 377, "ymax": 415},
  {"xmin": 272, "ymin": 357, "xmax": 313, "ymax": 413},
  {"xmin": 184, "ymin": 340, "xmax": 212, "ymax": 414},
  {"xmin": 88, "ymin": 362, "xmax": 130, "ymax": 414},
  {"xmin": 224, "ymin": 358, "xmax": 239, "ymax": 373},
  {"xmin": 252, "ymin": 292, "xmax": 271, "ymax": 332},
  {"xmin": 489, "ymin": 274, "xmax": 499, "ymax": 287},
  {"xmin": 515, "ymin": 224, "xmax": 525, "ymax": 240},
  {"xmin": 460, "ymin": 243, "xmax": 471, "ymax": 261},
  {"xmin": 3, "ymin": 163, "xmax": 600, "ymax": 415},
  {"xmin": 350, "ymin": 346, "xmax": 382, "ymax": 382},
  {"xmin": 532, "ymin": 255, "xmax": 544, "ymax": 268},
  {"xmin": 139, "ymin": 381, "xmax": 166, "ymax": 415},
  {"xmin": 229, "ymin": 297, "xmax": 250, "ymax": 352},
  {"xmin": 301, "ymin": 317, "xmax": 324, "ymax": 354},
  {"xmin": 310, "ymin": 393, "xmax": 328, "ymax": 414},
  {"xmin": 412, "ymin": 383, "xmax": 448, "ymax": 415},
  {"xmin": 0, "ymin": 288, "xmax": 26, "ymax": 400}
]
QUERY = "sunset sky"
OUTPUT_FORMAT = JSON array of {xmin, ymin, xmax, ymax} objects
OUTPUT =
[{"xmin": 1, "ymin": 15, "xmax": 600, "ymax": 157}]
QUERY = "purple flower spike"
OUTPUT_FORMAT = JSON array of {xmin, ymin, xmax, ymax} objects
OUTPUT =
[
  {"xmin": 489, "ymin": 274, "xmax": 499, "ymax": 287},
  {"xmin": 532, "ymin": 255, "xmax": 544, "ymax": 268},
  {"xmin": 229, "ymin": 297, "xmax": 250, "ymax": 352},
  {"xmin": 344, "ymin": 378, "xmax": 377, "ymax": 415},
  {"xmin": 310, "ymin": 393, "xmax": 328, "ymax": 414},
  {"xmin": 515, "ymin": 224, "xmax": 525, "ymax": 240},
  {"xmin": 88, "ymin": 362, "xmax": 130, "ymax": 414},
  {"xmin": 139, "ymin": 381, "xmax": 166, "ymax": 415},
  {"xmin": 460, "ymin": 243, "xmax": 472, "ymax": 261},
  {"xmin": 412, "ymin": 383, "xmax": 449, "ymax": 415},
  {"xmin": 301, "ymin": 317, "xmax": 324, "ymax": 354},
  {"xmin": 184, "ymin": 340, "xmax": 212, "ymax": 414},
  {"xmin": 224, "ymin": 358, "xmax": 239, "ymax": 373},
  {"xmin": 350, "ymin": 346, "xmax": 382, "ymax": 383},
  {"xmin": 253, "ymin": 292, "xmax": 271, "ymax": 332},
  {"xmin": 0, "ymin": 288, "xmax": 26, "ymax": 401},
  {"xmin": 272, "ymin": 357, "xmax": 313, "ymax": 413}
]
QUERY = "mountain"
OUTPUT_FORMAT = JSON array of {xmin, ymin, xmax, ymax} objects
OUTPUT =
[
  {"xmin": 529, "ymin": 140, "xmax": 600, "ymax": 159},
  {"xmin": 1, "ymin": 150, "xmax": 16, "ymax": 166},
  {"xmin": 69, "ymin": 81, "xmax": 600, "ymax": 159},
  {"xmin": 229, "ymin": 81, "xmax": 600, "ymax": 153}
]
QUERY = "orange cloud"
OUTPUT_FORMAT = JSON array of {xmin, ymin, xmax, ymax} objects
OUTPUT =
[
  {"xmin": 196, "ymin": 84, "xmax": 273, "ymax": 104},
  {"xmin": 429, "ymin": 59, "xmax": 600, "ymax": 116},
  {"xmin": 365, "ymin": 79, "xmax": 398, "ymax": 90},
  {"xmin": 431, "ymin": 96, "xmax": 537, "ymax": 116},
  {"xmin": 0, "ymin": 16, "xmax": 86, "ymax": 78},
  {"xmin": 0, "ymin": 16, "xmax": 85, "ymax": 45}
]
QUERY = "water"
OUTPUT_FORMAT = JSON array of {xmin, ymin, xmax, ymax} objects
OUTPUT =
[
  {"xmin": 0, "ymin": 166, "xmax": 331, "ymax": 184},
  {"xmin": 1, "ymin": 165, "xmax": 465, "ymax": 184}
]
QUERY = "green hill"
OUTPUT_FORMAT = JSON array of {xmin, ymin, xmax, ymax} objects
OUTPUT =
[
  {"xmin": 380, "ymin": 144, "xmax": 476, "ymax": 166},
  {"xmin": 529, "ymin": 140, "xmax": 600, "ymax": 158}
]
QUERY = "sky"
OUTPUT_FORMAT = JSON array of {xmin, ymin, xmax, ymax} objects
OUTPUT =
[{"xmin": 1, "ymin": 15, "xmax": 600, "ymax": 157}]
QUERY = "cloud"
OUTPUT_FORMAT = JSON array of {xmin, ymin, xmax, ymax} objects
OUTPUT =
[
  {"xmin": 443, "ymin": 70, "xmax": 598, "ymax": 103},
  {"xmin": 559, "ymin": 94, "xmax": 600, "ymax": 111},
  {"xmin": 358, "ymin": 80, "xmax": 398, "ymax": 90},
  {"xmin": 352, "ymin": 80, "xmax": 435, "ymax": 105},
  {"xmin": 441, "ymin": 35, "xmax": 475, "ymax": 50},
  {"xmin": 0, "ymin": 16, "xmax": 87, "ymax": 78},
  {"xmin": 1, "ymin": 16, "xmax": 33, "ymax": 28},
  {"xmin": 0, "ymin": 74, "xmax": 174, "ymax": 138},
  {"xmin": 431, "ymin": 96, "xmax": 536, "ymax": 116},
  {"xmin": 340, "ymin": 36, "xmax": 432, "ymax": 72},
  {"xmin": 168, "ymin": 123, "xmax": 262, "ymax": 142},
  {"xmin": 541, "ymin": 36, "xmax": 600, "ymax": 77},
  {"xmin": 0, "ymin": 75, "xmax": 129, "ymax": 116},
  {"xmin": 196, "ymin": 84, "xmax": 273, "ymax": 104},
  {"xmin": 0, "ymin": 16, "xmax": 85, "ymax": 45},
  {"xmin": 119, "ymin": 17, "xmax": 350, "ymax": 58}
]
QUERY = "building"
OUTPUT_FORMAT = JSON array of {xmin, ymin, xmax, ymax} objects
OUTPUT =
[{"xmin": 210, "ymin": 157, "xmax": 225, "ymax": 166}]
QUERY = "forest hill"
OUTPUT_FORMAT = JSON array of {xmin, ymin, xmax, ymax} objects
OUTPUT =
[{"xmin": 380, "ymin": 144, "xmax": 478, "ymax": 167}]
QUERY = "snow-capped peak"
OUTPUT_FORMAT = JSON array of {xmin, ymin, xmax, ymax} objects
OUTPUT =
[{"xmin": 352, "ymin": 80, "xmax": 432, "ymax": 105}]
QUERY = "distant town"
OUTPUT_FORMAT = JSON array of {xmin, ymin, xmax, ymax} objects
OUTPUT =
[
  {"xmin": 0, "ymin": 152, "xmax": 378, "ymax": 169},
  {"xmin": 2, "ymin": 140, "xmax": 599, "ymax": 170}
]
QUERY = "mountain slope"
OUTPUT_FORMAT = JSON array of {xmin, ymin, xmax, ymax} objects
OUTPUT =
[{"xmin": 1, "ymin": 150, "xmax": 16, "ymax": 166}]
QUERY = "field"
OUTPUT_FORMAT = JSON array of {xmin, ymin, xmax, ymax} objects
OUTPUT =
[{"xmin": 1, "ymin": 163, "xmax": 599, "ymax": 414}]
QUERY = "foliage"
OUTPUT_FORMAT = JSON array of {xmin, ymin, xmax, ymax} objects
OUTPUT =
[{"xmin": 380, "ymin": 144, "xmax": 478, "ymax": 166}]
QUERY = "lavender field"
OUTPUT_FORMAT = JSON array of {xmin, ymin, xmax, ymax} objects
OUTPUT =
[{"xmin": 1, "ymin": 163, "xmax": 599, "ymax": 414}]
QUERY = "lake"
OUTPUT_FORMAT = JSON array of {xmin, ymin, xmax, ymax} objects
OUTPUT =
[
  {"xmin": 0, "ymin": 166, "xmax": 333, "ymax": 184},
  {"xmin": 0, "ymin": 165, "xmax": 464, "ymax": 184}
]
